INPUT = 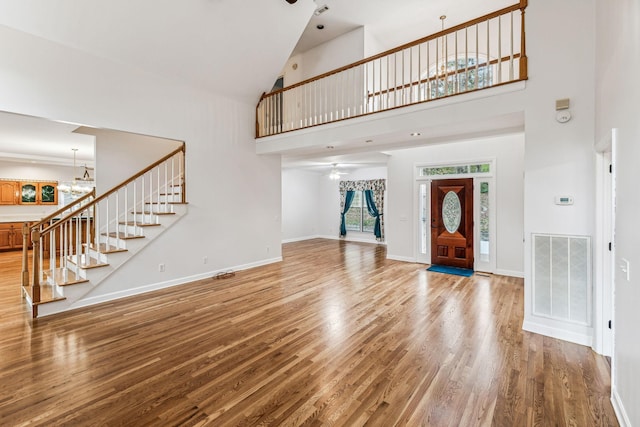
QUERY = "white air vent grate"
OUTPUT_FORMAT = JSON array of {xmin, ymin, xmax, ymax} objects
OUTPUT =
[{"xmin": 532, "ymin": 234, "xmax": 590, "ymax": 325}]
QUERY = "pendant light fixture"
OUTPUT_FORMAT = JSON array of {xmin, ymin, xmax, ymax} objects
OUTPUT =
[
  {"xmin": 57, "ymin": 148, "xmax": 94, "ymax": 195},
  {"xmin": 439, "ymin": 15, "xmax": 447, "ymax": 78}
]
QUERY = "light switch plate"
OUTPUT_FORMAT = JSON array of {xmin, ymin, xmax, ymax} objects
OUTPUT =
[{"xmin": 620, "ymin": 258, "xmax": 630, "ymax": 281}]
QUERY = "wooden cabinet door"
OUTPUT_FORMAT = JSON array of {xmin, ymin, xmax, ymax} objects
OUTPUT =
[
  {"xmin": 0, "ymin": 181, "xmax": 18, "ymax": 205},
  {"xmin": 0, "ymin": 224, "xmax": 12, "ymax": 250},
  {"xmin": 39, "ymin": 182, "xmax": 58, "ymax": 205},
  {"xmin": 19, "ymin": 182, "xmax": 37, "ymax": 204},
  {"xmin": 11, "ymin": 224, "xmax": 26, "ymax": 250}
]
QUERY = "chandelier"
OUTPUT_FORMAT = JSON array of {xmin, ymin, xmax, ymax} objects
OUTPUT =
[
  {"xmin": 57, "ymin": 148, "xmax": 94, "ymax": 194},
  {"xmin": 438, "ymin": 15, "xmax": 447, "ymax": 78},
  {"xmin": 329, "ymin": 165, "xmax": 341, "ymax": 180}
]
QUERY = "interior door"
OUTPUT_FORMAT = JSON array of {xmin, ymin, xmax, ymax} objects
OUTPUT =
[{"xmin": 431, "ymin": 178, "xmax": 474, "ymax": 269}]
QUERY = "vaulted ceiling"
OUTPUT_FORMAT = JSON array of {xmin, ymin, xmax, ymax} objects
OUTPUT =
[{"xmin": 0, "ymin": 0, "xmax": 516, "ymax": 167}]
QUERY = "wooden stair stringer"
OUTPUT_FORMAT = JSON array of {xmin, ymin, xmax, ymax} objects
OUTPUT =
[{"xmin": 37, "ymin": 204, "xmax": 188, "ymax": 317}]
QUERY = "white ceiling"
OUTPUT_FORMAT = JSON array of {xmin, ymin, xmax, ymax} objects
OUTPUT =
[
  {"xmin": 0, "ymin": 112, "xmax": 95, "ymax": 167},
  {"xmin": 0, "ymin": 0, "xmax": 516, "ymax": 171},
  {"xmin": 294, "ymin": 0, "xmax": 513, "ymax": 55}
]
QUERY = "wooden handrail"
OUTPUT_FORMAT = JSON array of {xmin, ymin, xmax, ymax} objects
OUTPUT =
[
  {"xmin": 263, "ymin": 3, "xmax": 523, "ymax": 98},
  {"xmin": 366, "ymin": 53, "xmax": 522, "ymax": 99},
  {"xmin": 41, "ymin": 144, "xmax": 185, "ymax": 236},
  {"xmin": 519, "ymin": 0, "xmax": 528, "ymax": 80}
]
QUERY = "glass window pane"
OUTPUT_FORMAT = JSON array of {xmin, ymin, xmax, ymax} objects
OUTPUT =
[
  {"xmin": 442, "ymin": 191, "xmax": 462, "ymax": 234},
  {"xmin": 422, "ymin": 165, "xmax": 469, "ymax": 176},
  {"xmin": 362, "ymin": 211, "xmax": 375, "ymax": 232},
  {"xmin": 420, "ymin": 184, "xmax": 428, "ymax": 254},
  {"xmin": 470, "ymin": 163, "xmax": 491, "ymax": 173},
  {"xmin": 345, "ymin": 207, "xmax": 362, "ymax": 231},
  {"xmin": 480, "ymin": 181, "xmax": 490, "ymax": 262}
]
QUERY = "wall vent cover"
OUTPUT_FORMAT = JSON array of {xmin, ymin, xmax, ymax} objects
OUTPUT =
[{"xmin": 532, "ymin": 234, "xmax": 591, "ymax": 325}]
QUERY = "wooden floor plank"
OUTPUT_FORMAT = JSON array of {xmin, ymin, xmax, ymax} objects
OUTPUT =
[{"xmin": 0, "ymin": 240, "xmax": 619, "ymax": 426}]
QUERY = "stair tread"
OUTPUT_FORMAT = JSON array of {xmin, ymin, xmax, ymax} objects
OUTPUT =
[
  {"xmin": 144, "ymin": 202, "xmax": 187, "ymax": 205},
  {"xmin": 132, "ymin": 211, "xmax": 175, "ymax": 215},
  {"xmin": 67, "ymin": 254, "xmax": 109, "ymax": 269},
  {"xmin": 22, "ymin": 285, "xmax": 66, "ymax": 305},
  {"xmin": 119, "ymin": 221, "xmax": 160, "ymax": 227},
  {"xmin": 84, "ymin": 243, "xmax": 128, "ymax": 254},
  {"xmin": 102, "ymin": 232, "xmax": 145, "ymax": 240},
  {"xmin": 43, "ymin": 268, "xmax": 89, "ymax": 286}
]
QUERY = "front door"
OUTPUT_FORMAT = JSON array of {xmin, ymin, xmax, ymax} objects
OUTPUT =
[{"xmin": 431, "ymin": 178, "xmax": 474, "ymax": 269}]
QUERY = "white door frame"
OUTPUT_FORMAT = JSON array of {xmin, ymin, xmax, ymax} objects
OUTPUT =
[
  {"xmin": 414, "ymin": 160, "xmax": 496, "ymax": 273},
  {"xmin": 593, "ymin": 128, "xmax": 616, "ymax": 357}
]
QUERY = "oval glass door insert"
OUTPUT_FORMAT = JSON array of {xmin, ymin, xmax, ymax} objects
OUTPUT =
[{"xmin": 442, "ymin": 191, "xmax": 462, "ymax": 233}]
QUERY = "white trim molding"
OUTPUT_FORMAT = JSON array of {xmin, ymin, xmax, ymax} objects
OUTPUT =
[
  {"xmin": 386, "ymin": 254, "xmax": 418, "ymax": 263},
  {"xmin": 522, "ymin": 319, "xmax": 593, "ymax": 347},
  {"xmin": 611, "ymin": 388, "xmax": 630, "ymax": 427},
  {"xmin": 62, "ymin": 256, "xmax": 284, "ymax": 313},
  {"xmin": 495, "ymin": 269, "xmax": 525, "ymax": 278}
]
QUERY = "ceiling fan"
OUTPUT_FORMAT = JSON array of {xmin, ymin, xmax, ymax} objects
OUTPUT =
[{"xmin": 328, "ymin": 163, "xmax": 349, "ymax": 180}]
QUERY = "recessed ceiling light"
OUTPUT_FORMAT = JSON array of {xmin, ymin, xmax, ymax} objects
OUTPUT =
[
  {"xmin": 410, "ymin": 132, "xmax": 421, "ymax": 136},
  {"xmin": 316, "ymin": 24, "xmax": 325, "ymax": 30},
  {"xmin": 314, "ymin": 5, "xmax": 329, "ymax": 16}
]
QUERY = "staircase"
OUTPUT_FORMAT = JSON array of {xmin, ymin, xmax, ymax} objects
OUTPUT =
[{"xmin": 21, "ymin": 145, "xmax": 187, "ymax": 318}]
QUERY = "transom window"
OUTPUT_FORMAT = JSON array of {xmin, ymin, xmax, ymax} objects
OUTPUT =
[{"xmin": 419, "ymin": 163, "xmax": 490, "ymax": 177}]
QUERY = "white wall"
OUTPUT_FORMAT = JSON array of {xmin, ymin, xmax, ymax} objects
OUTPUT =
[
  {"xmin": 520, "ymin": 0, "xmax": 596, "ymax": 346},
  {"xmin": 386, "ymin": 134, "xmax": 524, "ymax": 274},
  {"xmin": 0, "ymin": 25, "xmax": 282, "ymax": 299},
  {"xmin": 0, "ymin": 160, "xmax": 77, "ymax": 218},
  {"xmin": 281, "ymin": 169, "xmax": 321, "ymax": 242},
  {"xmin": 283, "ymin": 27, "xmax": 365, "ymax": 86},
  {"xmin": 77, "ymin": 128, "xmax": 181, "ymax": 193},
  {"xmin": 595, "ymin": 0, "xmax": 640, "ymax": 425},
  {"xmin": 363, "ymin": 28, "xmax": 385, "ymax": 57}
]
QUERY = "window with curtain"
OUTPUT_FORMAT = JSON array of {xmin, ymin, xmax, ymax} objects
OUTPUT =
[
  {"xmin": 345, "ymin": 191, "xmax": 376, "ymax": 232},
  {"xmin": 339, "ymin": 179, "xmax": 385, "ymax": 241}
]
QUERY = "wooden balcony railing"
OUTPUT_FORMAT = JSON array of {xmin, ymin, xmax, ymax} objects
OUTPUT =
[
  {"xmin": 22, "ymin": 145, "xmax": 186, "ymax": 317},
  {"xmin": 256, "ymin": 0, "xmax": 527, "ymax": 138}
]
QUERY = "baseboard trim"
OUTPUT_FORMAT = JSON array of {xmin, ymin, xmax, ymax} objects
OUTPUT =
[
  {"xmin": 282, "ymin": 235, "xmax": 318, "ymax": 244},
  {"xmin": 522, "ymin": 319, "xmax": 593, "ymax": 347},
  {"xmin": 611, "ymin": 387, "xmax": 630, "ymax": 427},
  {"xmin": 284, "ymin": 235, "xmax": 386, "ymax": 245},
  {"xmin": 494, "ymin": 269, "xmax": 524, "ymax": 278},
  {"xmin": 73, "ymin": 256, "xmax": 283, "ymax": 310},
  {"xmin": 386, "ymin": 254, "xmax": 417, "ymax": 263}
]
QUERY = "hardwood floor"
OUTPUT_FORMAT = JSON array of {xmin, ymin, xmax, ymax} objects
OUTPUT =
[{"xmin": 0, "ymin": 240, "xmax": 618, "ymax": 426}]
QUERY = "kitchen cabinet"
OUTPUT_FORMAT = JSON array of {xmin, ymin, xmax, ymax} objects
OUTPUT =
[
  {"xmin": 0, "ymin": 180, "xmax": 58, "ymax": 205},
  {"xmin": 0, "ymin": 181, "xmax": 19, "ymax": 205},
  {"xmin": 0, "ymin": 223, "xmax": 12, "ymax": 250},
  {"xmin": 20, "ymin": 181, "xmax": 58, "ymax": 205},
  {"xmin": 0, "ymin": 222, "xmax": 30, "ymax": 251}
]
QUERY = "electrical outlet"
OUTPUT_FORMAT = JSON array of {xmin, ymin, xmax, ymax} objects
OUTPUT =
[
  {"xmin": 203, "ymin": 256, "xmax": 208, "ymax": 264},
  {"xmin": 159, "ymin": 263, "xmax": 165, "ymax": 272}
]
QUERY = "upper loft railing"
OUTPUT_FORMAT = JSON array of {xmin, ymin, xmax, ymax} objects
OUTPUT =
[{"xmin": 256, "ymin": 0, "xmax": 528, "ymax": 138}]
